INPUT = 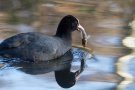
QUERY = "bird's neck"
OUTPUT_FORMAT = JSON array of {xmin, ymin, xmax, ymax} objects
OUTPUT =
[{"xmin": 55, "ymin": 28, "xmax": 72, "ymax": 43}]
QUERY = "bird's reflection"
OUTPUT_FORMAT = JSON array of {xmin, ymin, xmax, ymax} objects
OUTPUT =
[{"xmin": 7, "ymin": 50, "xmax": 85, "ymax": 88}]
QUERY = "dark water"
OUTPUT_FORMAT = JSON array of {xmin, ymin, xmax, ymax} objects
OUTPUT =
[{"xmin": 0, "ymin": 0, "xmax": 135, "ymax": 90}]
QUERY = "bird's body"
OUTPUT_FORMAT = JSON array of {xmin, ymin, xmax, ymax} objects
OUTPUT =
[
  {"xmin": 0, "ymin": 15, "xmax": 85, "ymax": 61},
  {"xmin": 0, "ymin": 32, "xmax": 71, "ymax": 61}
]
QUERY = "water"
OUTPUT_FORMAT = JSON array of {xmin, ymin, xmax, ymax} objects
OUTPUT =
[{"xmin": 0, "ymin": 0, "xmax": 135, "ymax": 90}]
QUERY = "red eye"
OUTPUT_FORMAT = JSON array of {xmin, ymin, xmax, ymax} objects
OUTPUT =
[{"xmin": 75, "ymin": 21, "xmax": 78, "ymax": 25}]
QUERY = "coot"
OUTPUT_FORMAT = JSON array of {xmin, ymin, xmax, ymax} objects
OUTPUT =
[{"xmin": 0, "ymin": 15, "xmax": 85, "ymax": 61}]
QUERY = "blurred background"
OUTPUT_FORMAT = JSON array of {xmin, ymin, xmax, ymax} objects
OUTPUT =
[{"xmin": 0, "ymin": 0, "xmax": 135, "ymax": 90}]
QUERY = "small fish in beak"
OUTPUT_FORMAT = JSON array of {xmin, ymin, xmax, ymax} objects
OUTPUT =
[{"xmin": 77, "ymin": 22, "xmax": 90, "ymax": 47}]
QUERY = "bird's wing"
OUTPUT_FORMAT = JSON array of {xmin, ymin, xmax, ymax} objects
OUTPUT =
[{"xmin": 25, "ymin": 40, "xmax": 58, "ymax": 54}]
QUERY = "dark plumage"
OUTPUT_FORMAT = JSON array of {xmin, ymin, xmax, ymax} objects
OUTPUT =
[{"xmin": 0, "ymin": 15, "xmax": 83, "ymax": 61}]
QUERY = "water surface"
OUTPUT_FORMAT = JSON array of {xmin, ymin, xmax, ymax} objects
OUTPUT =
[{"xmin": 0, "ymin": 0, "xmax": 135, "ymax": 90}]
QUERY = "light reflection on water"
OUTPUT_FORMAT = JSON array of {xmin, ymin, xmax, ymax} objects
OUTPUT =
[
  {"xmin": 116, "ymin": 18, "xmax": 135, "ymax": 90},
  {"xmin": 0, "ymin": 0, "xmax": 135, "ymax": 90}
]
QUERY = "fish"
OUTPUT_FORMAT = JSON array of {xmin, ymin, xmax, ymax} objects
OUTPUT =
[{"xmin": 78, "ymin": 23, "xmax": 90, "ymax": 47}]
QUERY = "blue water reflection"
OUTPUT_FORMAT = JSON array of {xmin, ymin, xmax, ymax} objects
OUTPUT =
[
  {"xmin": 123, "ymin": 82, "xmax": 135, "ymax": 90},
  {"xmin": 0, "ymin": 48, "xmax": 120, "ymax": 90},
  {"xmin": 0, "ymin": 68, "xmax": 117, "ymax": 90}
]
